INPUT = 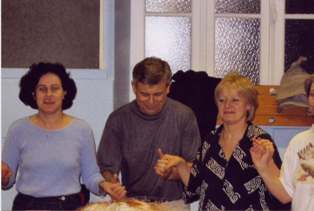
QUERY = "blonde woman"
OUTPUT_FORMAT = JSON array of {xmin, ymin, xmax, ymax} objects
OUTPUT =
[{"xmin": 155, "ymin": 72, "xmax": 288, "ymax": 210}]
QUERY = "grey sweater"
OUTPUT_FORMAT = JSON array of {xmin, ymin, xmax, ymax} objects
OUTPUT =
[{"xmin": 97, "ymin": 98, "xmax": 201, "ymax": 201}]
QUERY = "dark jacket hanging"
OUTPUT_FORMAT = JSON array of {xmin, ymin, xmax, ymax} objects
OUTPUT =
[{"xmin": 168, "ymin": 70, "xmax": 221, "ymax": 141}]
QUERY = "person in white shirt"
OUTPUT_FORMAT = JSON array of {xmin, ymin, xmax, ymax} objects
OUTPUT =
[{"xmin": 250, "ymin": 75, "xmax": 314, "ymax": 211}]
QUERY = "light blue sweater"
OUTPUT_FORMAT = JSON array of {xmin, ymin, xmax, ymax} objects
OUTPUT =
[{"xmin": 2, "ymin": 117, "xmax": 104, "ymax": 197}]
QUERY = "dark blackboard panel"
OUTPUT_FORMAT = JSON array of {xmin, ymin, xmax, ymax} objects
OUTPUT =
[{"xmin": 2, "ymin": 0, "xmax": 99, "ymax": 68}]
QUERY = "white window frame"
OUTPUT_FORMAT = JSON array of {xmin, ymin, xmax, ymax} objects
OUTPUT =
[{"xmin": 130, "ymin": 0, "xmax": 313, "ymax": 90}]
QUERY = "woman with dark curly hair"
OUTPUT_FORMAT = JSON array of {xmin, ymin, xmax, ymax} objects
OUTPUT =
[{"xmin": 1, "ymin": 62, "xmax": 126, "ymax": 210}]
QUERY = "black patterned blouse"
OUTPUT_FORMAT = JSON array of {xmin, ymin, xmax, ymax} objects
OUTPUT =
[{"xmin": 184, "ymin": 123, "xmax": 289, "ymax": 210}]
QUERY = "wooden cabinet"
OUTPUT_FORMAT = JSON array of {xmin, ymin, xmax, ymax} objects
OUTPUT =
[{"xmin": 254, "ymin": 85, "xmax": 313, "ymax": 126}]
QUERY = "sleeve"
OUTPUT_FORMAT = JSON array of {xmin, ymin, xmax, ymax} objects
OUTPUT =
[
  {"xmin": 183, "ymin": 141, "xmax": 206, "ymax": 203},
  {"xmin": 279, "ymin": 137, "xmax": 299, "ymax": 198},
  {"xmin": 79, "ymin": 124, "xmax": 104, "ymax": 195},
  {"xmin": 180, "ymin": 110, "xmax": 201, "ymax": 162},
  {"xmin": 2, "ymin": 123, "xmax": 21, "ymax": 189},
  {"xmin": 258, "ymin": 130, "xmax": 291, "ymax": 209},
  {"xmin": 97, "ymin": 114, "xmax": 122, "ymax": 174}
]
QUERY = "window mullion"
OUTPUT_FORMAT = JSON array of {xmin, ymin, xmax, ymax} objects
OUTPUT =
[
  {"xmin": 270, "ymin": 0, "xmax": 285, "ymax": 84},
  {"xmin": 206, "ymin": 0, "xmax": 215, "ymax": 76},
  {"xmin": 260, "ymin": 0, "xmax": 270, "ymax": 84},
  {"xmin": 285, "ymin": 14, "xmax": 314, "ymax": 19},
  {"xmin": 192, "ymin": 0, "xmax": 208, "ymax": 72},
  {"xmin": 130, "ymin": 0, "xmax": 145, "ymax": 100},
  {"xmin": 130, "ymin": 0, "xmax": 145, "ymax": 69}
]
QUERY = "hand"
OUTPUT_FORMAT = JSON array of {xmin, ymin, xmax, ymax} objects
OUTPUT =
[
  {"xmin": 2, "ymin": 162, "xmax": 12, "ymax": 188},
  {"xmin": 102, "ymin": 171, "xmax": 120, "ymax": 184},
  {"xmin": 154, "ymin": 148, "xmax": 185, "ymax": 179},
  {"xmin": 108, "ymin": 173, "xmax": 120, "ymax": 184},
  {"xmin": 250, "ymin": 137, "xmax": 275, "ymax": 173},
  {"xmin": 100, "ymin": 180, "xmax": 127, "ymax": 201}
]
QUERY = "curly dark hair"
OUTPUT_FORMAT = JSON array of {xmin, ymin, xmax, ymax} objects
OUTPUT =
[{"xmin": 19, "ymin": 62, "xmax": 77, "ymax": 110}]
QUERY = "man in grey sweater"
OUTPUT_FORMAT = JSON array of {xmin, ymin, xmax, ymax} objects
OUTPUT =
[{"xmin": 97, "ymin": 57, "xmax": 201, "ymax": 210}]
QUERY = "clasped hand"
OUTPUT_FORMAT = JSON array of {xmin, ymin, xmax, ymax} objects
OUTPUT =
[
  {"xmin": 99, "ymin": 177, "xmax": 127, "ymax": 201},
  {"xmin": 154, "ymin": 148, "xmax": 185, "ymax": 180}
]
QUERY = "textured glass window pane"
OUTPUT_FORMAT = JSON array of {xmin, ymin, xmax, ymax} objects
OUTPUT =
[
  {"xmin": 145, "ymin": 16, "xmax": 191, "ymax": 72},
  {"xmin": 215, "ymin": 0, "xmax": 260, "ymax": 14},
  {"xmin": 215, "ymin": 18, "xmax": 260, "ymax": 84},
  {"xmin": 146, "ymin": 0, "xmax": 191, "ymax": 13},
  {"xmin": 286, "ymin": 0, "xmax": 314, "ymax": 14},
  {"xmin": 285, "ymin": 20, "xmax": 314, "ymax": 72}
]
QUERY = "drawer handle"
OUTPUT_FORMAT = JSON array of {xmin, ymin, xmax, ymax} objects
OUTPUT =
[{"xmin": 268, "ymin": 117, "xmax": 276, "ymax": 123}]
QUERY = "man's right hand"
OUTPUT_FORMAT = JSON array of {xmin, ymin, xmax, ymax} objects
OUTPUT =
[
  {"xmin": 101, "ymin": 171, "xmax": 126, "ymax": 200},
  {"xmin": 102, "ymin": 171, "xmax": 120, "ymax": 183},
  {"xmin": 154, "ymin": 148, "xmax": 185, "ymax": 179},
  {"xmin": 2, "ymin": 161, "xmax": 12, "ymax": 188},
  {"xmin": 100, "ymin": 180, "xmax": 127, "ymax": 201}
]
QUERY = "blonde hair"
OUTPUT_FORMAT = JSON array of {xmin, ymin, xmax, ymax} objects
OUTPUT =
[
  {"xmin": 79, "ymin": 198, "xmax": 180, "ymax": 211},
  {"xmin": 214, "ymin": 72, "xmax": 259, "ymax": 121}
]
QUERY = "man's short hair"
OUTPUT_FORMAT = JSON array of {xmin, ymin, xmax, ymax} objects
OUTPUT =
[{"xmin": 132, "ymin": 57, "xmax": 172, "ymax": 85}]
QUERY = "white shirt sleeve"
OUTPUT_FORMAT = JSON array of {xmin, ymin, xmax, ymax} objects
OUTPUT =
[{"xmin": 279, "ymin": 136, "xmax": 300, "ymax": 198}]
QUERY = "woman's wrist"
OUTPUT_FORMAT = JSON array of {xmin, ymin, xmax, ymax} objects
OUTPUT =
[{"xmin": 98, "ymin": 180, "xmax": 107, "ymax": 194}]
